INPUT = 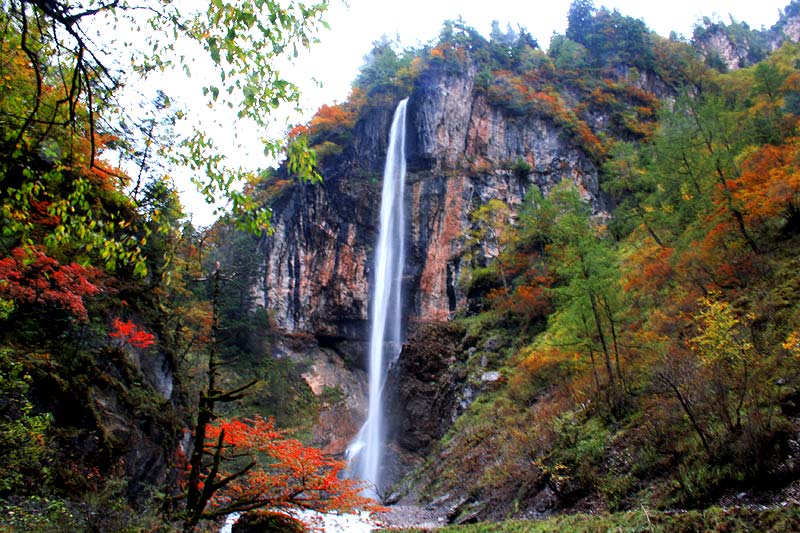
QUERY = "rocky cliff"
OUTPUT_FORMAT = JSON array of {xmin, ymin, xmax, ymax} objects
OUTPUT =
[
  {"xmin": 257, "ymin": 66, "xmax": 605, "ymax": 340},
  {"xmin": 251, "ymin": 57, "xmax": 611, "ymax": 462},
  {"xmin": 692, "ymin": 9, "xmax": 800, "ymax": 71}
]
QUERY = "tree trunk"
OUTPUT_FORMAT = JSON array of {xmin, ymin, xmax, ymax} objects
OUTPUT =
[
  {"xmin": 658, "ymin": 371, "xmax": 712, "ymax": 458},
  {"xmin": 602, "ymin": 294, "xmax": 627, "ymax": 396}
]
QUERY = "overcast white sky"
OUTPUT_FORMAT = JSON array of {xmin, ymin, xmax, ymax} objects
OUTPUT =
[{"xmin": 179, "ymin": 0, "xmax": 792, "ymax": 225}]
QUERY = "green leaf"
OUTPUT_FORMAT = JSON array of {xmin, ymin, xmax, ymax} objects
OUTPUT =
[{"xmin": 208, "ymin": 37, "xmax": 221, "ymax": 64}]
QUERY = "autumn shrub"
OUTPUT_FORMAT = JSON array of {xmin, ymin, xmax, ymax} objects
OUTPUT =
[
  {"xmin": 109, "ymin": 317, "xmax": 156, "ymax": 349},
  {"xmin": 508, "ymin": 346, "xmax": 576, "ymax": 404},
  {"xmin": 429, "ymin": 42, "xmax": 470, "ymax": 77},
  {"xmin": 486, "ymin": 72, "xmax": 531, "ymax": 116}
]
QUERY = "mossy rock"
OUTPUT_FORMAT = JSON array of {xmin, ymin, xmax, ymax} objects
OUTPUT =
[{"xmin": 232, "ymin": 511, "xmax": 306, "ymax": 533}]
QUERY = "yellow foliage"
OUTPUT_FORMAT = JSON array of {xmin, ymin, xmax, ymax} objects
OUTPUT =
[
  {"xmin": 784, "ymin": 330, "xmax": 800, "ymax": 358},
  {"xmin": 690, "ymin": 295, "xmax": 753, "ymax": 367}
]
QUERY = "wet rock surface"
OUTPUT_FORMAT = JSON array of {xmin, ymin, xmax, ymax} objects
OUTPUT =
[
  {"xmin": 271, "ymin": 335, "xmax": 367, "ymax": 456},
  {"xmin": 386, "ymin": 321, "xmax": 466, "ymax": 455}
]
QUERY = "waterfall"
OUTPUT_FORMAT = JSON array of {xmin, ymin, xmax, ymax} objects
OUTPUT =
[{"xmin": 347, "ymin": 98, "xmax": 408, "ymax": 496}]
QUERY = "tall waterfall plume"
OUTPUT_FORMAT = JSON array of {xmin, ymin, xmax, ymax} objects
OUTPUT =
[{"xmin": 347, "ymin": 98, "xmax": 409, "ymax": 496}]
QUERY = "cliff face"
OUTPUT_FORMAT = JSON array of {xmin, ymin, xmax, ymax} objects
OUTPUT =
[
  {"xmin": 405, "ymin": 64, "xmax": 604, "ymax": 321},
  {"xmin": 257, "ymin": 65, "xmax": 603, "ymax": 347},
  {"xmin": 252, "ymin": 60, "xmax": 609, "ymax": 459},
  {"xmin": 692, "ymin": 11, "xmax": 800, "ymax": 72}
]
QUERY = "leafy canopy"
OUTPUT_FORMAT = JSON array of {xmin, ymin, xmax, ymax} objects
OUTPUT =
[{"xmin": 1, "ymin": 0, "xmax": 330, "ymax": 234}]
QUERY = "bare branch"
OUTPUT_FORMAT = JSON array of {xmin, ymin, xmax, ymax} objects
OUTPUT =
[{"xmin": 14, "ymin": 4, "xmax": 43, "ymax": 149}]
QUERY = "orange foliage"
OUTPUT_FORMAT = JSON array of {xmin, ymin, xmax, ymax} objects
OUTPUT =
[
  {"xmin": 28, "ymin": 199, "xmax": 61, "ymax": 228},
  {"xmin": 589, "ymin": 87, "xmax": 618, "ymax": 107},
  {"xmin": 492, "ymin": 270, "xmax": 554, "ymax": 321},
  {"xmin": 674, "ymin": 225, "xmax": 748, "ymax": 293},
  {"xmin": 733, "ymin": 140, "xmax": 800, "ymax": 226},
  {"xmin": 576, "ymin": 122, "xmax": 607, "ymax": 157},
  {"xmin": 516, "ymin": 346, "xmax": 577, "ymax": 381},
  {"xmin": 347, "ymin": 87, "xmax": 368, "ymax": 110},
  {"xmin": 197, "ymin": 416, "xmax": 380, "ymax": 515},
  {"xmin": 309, "ymin": 103, "xmax": 357, "ymax": 135},
  {"xmin": 429, "ymin": 43, "xmax": 466, "ymax": 64},
  {"xmin": 623, "ymin": 85, "xmax": 659, "ymax": 109},
  {"xmin": 287, "ymin": 124, "xmax": 309, "ymax": 139},
  {"xmin": 784, "ymin": 330, "xmax": 800, "ymax": 358},
  {"xmin": 623, "ymin": 243, "xmax": 673, "ymax": 295}
]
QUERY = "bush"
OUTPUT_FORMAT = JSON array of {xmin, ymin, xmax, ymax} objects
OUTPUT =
[
  {"xmin": 511, "ymin": 157, "xmax": 532, "ymax": 179},
  {"xmin": 233, "ymin": 511, "xmax": 306, "ymax": 532},
  {"xmin": 0, "ymin": 349, "xmax": 52, "ymax": 495}
]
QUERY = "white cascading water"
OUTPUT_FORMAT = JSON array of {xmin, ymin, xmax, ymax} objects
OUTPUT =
[{"xmin": 347, "ymin": 98, "xmax": 409, "ymax": 497}]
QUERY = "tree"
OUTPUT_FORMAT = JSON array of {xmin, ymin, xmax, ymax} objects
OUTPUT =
[
  {"xmin": 466, "ymin": 199, "xmax": 515, "ymax": 292},
  {"xmin": 354, "ymin": 37, "xmax": 405, "ymax": 89},
  {"xmin": 652, "ymin": 294, "xmax": 780, "ymax": 469},
  {"xmin": 0, "ymin": 246, "xmax": 102, "ymax": 322},
  {"xmin": 1, "ymin": 0, "xmax": 329, "ymax": 234},
  {"xmin": 179, "ymin": 267, "xmax": 375, "ymax": 532},
  {"xmin": 548, "ymin": 35, "xmax": 589, "ymax": 72},
  {"xmin": 566, "ymin": 0, "xmax": 596, "ymax": 45},
  {"xmin": 734, "ymin": 140, "xmax": 800, "ymax": 233},
  {"xmin": 520, "ymin": 184, "xmax": 628, "ymax": 414},
  {"xmin": 604, "ymin": 141, "xmax": 666, "ymax": 245},
  {"xmin": 193, "ymin": 416, "xmax": 374, "ymax": 522}
]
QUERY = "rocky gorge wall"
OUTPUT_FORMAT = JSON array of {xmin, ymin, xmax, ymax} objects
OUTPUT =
[
  {"xmin": 251, "ymin": 60, "xmax": 607, "ymax": 460},
  {"xmin": 243, "ymin": 7, "xmax": 800, "ymax": 462},
  {"xmin": 257, "ymin": 65, "xmax": 604, "ymax": 343}
]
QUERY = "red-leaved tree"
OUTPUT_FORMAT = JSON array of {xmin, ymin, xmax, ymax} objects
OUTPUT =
[
  {"xmin": 188, "ymin": 416, "xmax": 375, "ymax": 519},
  {"xmin": 0, "ymin": 245, "xmax": 102, "ymax": 321},
  {"xmin": 109, "ymin": 318, "xmax": 156, "ymax": 349},
  {"xmin": 179, "ymin": 268, "xmax": 380, "ymax": 532}
]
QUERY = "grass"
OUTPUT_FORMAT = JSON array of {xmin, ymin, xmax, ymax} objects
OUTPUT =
[{"xmin": 383, "ymin": 505, "xmax": 800, "ymax": 532}]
